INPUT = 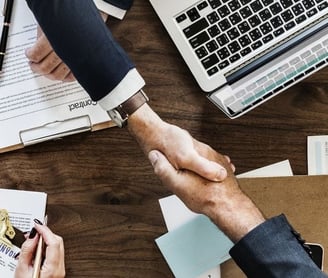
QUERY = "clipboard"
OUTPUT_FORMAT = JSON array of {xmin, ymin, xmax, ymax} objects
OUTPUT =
[
  {"xmin": 0, "ymin": 0, "xmax": 116, "ymax": 153},
  {"xmin": 221, "ymin": 175, "xmax": 328, "ymax": 277}
]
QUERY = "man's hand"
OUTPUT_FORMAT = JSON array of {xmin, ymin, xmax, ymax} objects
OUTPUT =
[
  {"xmin": 128, "ymin": 104, "xmax": 230, "ymax": 181},
  {"xmin": 25, "ymin": 26, "xmax": 75, "ymax": 82},
  {"xmin": 148, "ymin": 148, "xmax": 265, "ymax": 242},
  {"xmin": 25, "ymin": 12, "xmax": 108, "ymax": 82}
]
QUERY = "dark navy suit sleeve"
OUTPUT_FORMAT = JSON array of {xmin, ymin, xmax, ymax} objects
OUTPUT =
[
  {"xmin": 25, "ymin": 0, "xmax": 135, "ymax": 101},
  {"xmin": 230, "ymin": 214, "xmax": 327, "ymax": 278},
  {"xmin": 103, "ymin": 0, "xmax": 134, "ymax": 10}
]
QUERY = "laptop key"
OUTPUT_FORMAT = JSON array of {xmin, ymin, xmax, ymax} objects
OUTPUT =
[
  {"xmin": 271, "ymin": 16, "xmax": 283, "ymax": 28},
  {"xmin": 281, "ymin": 0, "xmax": 293, "ymax": 8},
  {"xmin": 273, "ymin": 27, "xmax": 285, "ymax": 37},
  {"xmin": 207, "ymin": 11, "xmax": 220, "ymax": 24},
  {"xmin": 195, "ymin": 46, "xmax": 208, "ymax": 58},
  {"xmin": 269, "ymin": 3, "xmax": 283, "ymax": 14},
  {"xmin": 206, "ymin": 40, "xmax": 219, "ymax": 52},
  {"xmin": 183, "ymin": 18, "xmax": 209, "ymax": 39},
  {"xmin": 281, "ymin": 10, "xmax": 294, "ymax": 22},
  {"xmin": 248, "ymin": 15, "xmax": 261, "ymax": 27},
  {"xmin": 306, "ymin": 7, "xmax": 318, "ymax": 17},
  {"xmin": 240, "ymin": 6, "xmax": 252, "ymax": 18},
  {"xmin": 208, "ymin": 25, "xmax": 221, "ymax": 37},
  {"xmin": 251, "ymin": 40, "xmax": 263, "ymax": 50},
  {"xmin": 187, "ymin": 8, "xmax": 201, "ymax": 22},
  {"xmin": 189, "ymin": 31, "xmax": 210, "ymax": 48},
  {"xmin": 229, "ymin": 53, "xmax": 241, "ymax": 62},
  {"xmin": 207, "ymin": 66, "xmax": 219, "ymax": 76},
  {"xmin": 239, "ymin": 35, "xmax": 251, "ymax": 47},
  {"xmin": 208, "ymin": 0, "xmax": 222, "ymax": 9},
  {"xmin": 318, "ymin": 2, "xmax": 328, "ymax": 10},
  {"xmin": 263, "ymin": 34, "xmax": 274, "ymax": 43},
  {"xmin": 201, "ymin": 53, "xmax": 220, "ymax": 69},
  {"xmin": 217, "ymin": 33, "xmax": 230, "ymax": 46},
  {"xmin": 218, "ymin": 60, "xmax": 230, "ymax": 69},
  {"xmin": 217, "ymin": 47, "xmax": 230, "ymax": 59},
  {"xmin": 197, "ymin": 1, "xmax": 209, "ymax": 10},
  {"xmin": 176, "ymin": 14, "xmax": 187, "ymax": 23},
  {"xmin": 218, "ymin": 19, "xmax": 232, "ymax": 31},
  {"xmin": 218, "ymin": 5, "xmax": 231, "ymax": 17},
  {"xmin": 249, "ymin": 29, "xmax": 262, "ymax": 41},
  {"xmin": 240, "ymin": 46, "xmax": 252, "ymax": 56},
  {"xmin": 228, "ymin": 41, "xmax": 241, "ymax": 53},
  {"xmin": 295, "ymin": 14, "xmax": 307, "ymax": 24},
  {"xmin": 285, "ymin": 21, "xmax": 296, "ymax": 30},
  {"xmin": 227, "ymin": 27, "xmax": 240, "ymax": 40}
]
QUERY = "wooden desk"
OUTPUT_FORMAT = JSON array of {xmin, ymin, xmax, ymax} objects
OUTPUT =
[{"xmin": 1, "ymin": 0, "xmax": 328, "ymax": 277}]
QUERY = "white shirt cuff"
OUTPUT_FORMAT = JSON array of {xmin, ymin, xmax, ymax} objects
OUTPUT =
[
  {"xmin": 93, "ymin": 0, "xmax": 127, "ymax": 20},
  {"xmin": 98, "ymin": 68, "xmax": 146, "ymax": 111}
]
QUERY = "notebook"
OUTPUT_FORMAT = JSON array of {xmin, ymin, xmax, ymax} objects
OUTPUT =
[{"xmin": 149, "ymin": 0, "xmax": 328, "ymax": 118}]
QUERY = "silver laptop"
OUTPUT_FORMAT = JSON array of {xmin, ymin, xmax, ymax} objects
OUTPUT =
[{"xmin": 149, "ymin": 0, "xmax": 328, "ymax": 118}]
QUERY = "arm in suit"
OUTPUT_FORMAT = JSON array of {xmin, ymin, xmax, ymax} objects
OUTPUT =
[
  {"xmin": 230, "ymin": 214, "xmax": 327, "ymax": 278},
  {"xmin": 148, "ymin": 150, "xmax": 328, "ymax": 278},
  {"xmin": 25, "ymin": 0, "xmax": 139, "ymax": 103}
]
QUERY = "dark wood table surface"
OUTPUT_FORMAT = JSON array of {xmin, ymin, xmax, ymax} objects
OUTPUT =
[{"xmin": 1, "ymin": 0, "xmax": 328, "ymax": 277}]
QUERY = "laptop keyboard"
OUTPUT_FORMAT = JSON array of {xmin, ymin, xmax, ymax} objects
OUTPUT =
[
  {"xmin": 176, "ymin": 0, "xmax": 328, "ymax": 76},
  {"xmin": 210, "ymin": 34, "xmax": 328, "ymax": 117}
]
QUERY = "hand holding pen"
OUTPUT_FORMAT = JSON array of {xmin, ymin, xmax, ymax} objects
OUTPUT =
[
  {"xmin": 14, "ymin": 219, "xmax": 65, "ymax": 278},
  {"xmin": 0, "ymin": 0, "xmax": 14, "ymax": 71}
]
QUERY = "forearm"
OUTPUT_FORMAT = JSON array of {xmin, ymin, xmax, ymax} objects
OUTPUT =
[{"xmin": 208, "ymin": 189, "xmax": 265, "ymax": 243}]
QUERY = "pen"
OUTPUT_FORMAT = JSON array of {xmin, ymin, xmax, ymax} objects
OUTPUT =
[
  {"xmin": 32, "ymin": 215, "xmax": 47, "ymax": 278},
  {"xmin": 0, "ymin": 0, "xmax": 14, "ymax": 71}
]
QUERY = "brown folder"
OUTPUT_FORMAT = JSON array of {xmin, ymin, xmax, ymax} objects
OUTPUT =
[{"xmin": 221, "ymin": 175, "xmax": 328, "ymax": 277}]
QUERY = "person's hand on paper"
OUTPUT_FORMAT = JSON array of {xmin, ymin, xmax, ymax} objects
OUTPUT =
[
  {"xmin": 25, "ymin": 26, "xmax": 75, "ymax": 82},
  {"xmin": 25, "ymin": 12, "xmax": 108, "ymax": 82},
  {"xmin": 14, "ymin": 223, "xmax": 65, "ymax": 278},
  {"xmin": 148, "ymin": 148, "xmax": 265, "ymax": 242},
  {"xmin": 128, "ymin": 104, "xmax": 230, "ymax": 182}
]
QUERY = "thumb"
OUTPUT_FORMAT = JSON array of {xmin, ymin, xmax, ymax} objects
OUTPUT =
[{"xmin": 148, "ymin": 150, "xmax": 180, "ymax": 188}]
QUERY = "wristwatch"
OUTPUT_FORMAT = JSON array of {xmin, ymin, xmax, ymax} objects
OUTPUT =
[{"xmin": 108, "ymin": 90, "xmax": 149, "ymax": 128}]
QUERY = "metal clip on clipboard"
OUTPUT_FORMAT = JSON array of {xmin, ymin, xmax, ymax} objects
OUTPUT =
[{"xmin": 19, "ymin": 115, "xmax": 92, "ymax": 146}]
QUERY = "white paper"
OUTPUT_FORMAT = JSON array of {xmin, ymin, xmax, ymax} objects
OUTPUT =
[
  {"xmin": 307, "ymin": 136, "xmax": 328, "ymax": 175},
  {"xmin": 0, "ymin": 188, "xmax": 47, "ymax": 277},
  {"xmin": 93, "ymin": 0, "xmax": 127, "ymax": 19},
  {"xmin": 159, "ymin": 160, "xmax": 293, "ymax": 278},
  {"xmin": 0, "ymin": 1, "xmax": 112, "ymax": 151}
]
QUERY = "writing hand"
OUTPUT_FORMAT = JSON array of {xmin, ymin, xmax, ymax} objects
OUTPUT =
[{"xmin": 14, "ymin": 223, "xmax": 65, "ymax": 278}]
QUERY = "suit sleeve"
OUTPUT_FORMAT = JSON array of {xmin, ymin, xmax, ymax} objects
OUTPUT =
[
  {"xmin": 230, "ymin": 214, "xmax": 327, "ymax": 278},
  {"xmin": 25, "ymin": 0, "xmax": 142, "ymax": 105}
]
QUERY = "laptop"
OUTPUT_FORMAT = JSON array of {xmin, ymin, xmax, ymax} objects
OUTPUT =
[{"xmin": 148, "ymin": 0, "xmax": 328, "ymax": 118}]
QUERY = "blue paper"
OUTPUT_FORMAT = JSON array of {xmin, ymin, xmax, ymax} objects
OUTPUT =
[{"xmin": 155, "ymin": 214, "xmax": 233, "ymax": 278}]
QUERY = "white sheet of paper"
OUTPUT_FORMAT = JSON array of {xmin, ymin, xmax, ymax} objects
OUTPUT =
[
  {"xmin": 158, "ymin": 160, "xmax": 293, "ymax": 278},
  {"xmin": 307, "ymin": 136, "xmax": 328, "ymax": 175},
  {"xmin": 93, "ymin": 0, "xmax": 127, "ymax": 19},
  {"xmin": 0, "ymin": 1, "xmax": 111, "ymax": 151},
  {"xmin": 0, "ymin": 189, "xmax": 47, "ymax": 277}
]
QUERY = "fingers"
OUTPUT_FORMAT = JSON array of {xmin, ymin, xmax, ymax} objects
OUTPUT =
[
  {"xmin": 25, "ymin": 27, "xmax": 75, "ymax": 82},
  {"xmin": 34, "ymin": 224, "xmax": 65, "ymax": 278},
  {"xmin": 148, "ymin": 150, "xmax": 184, "ymax": 192},
  {"xmin": 14, "ymin": 233, "xmax": 39, "ymax": 277},
  {"xmin": 177, "ymin": 147, "xmax": 227, "ymax": 181}
]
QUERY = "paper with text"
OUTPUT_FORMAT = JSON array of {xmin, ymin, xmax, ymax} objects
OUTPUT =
[
  {"xmin": 0, "ymin": 1, "xmax": 112, "ymax": 152},
  {"xmin": 0, "ymin": 188, "xmax": 47, "ymax": 277},
  {"xmin": 307, "ymin": 136, "xmax": 328, "ymax": 175}
]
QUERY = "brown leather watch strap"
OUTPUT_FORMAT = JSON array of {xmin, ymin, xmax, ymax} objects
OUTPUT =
[
  {"xmin": 120, "ymin": 90, "xmax": 149, "ymax": 116},
  {"xmin": 109, "ymin": 90, "xmax": 149, "ymax": 127}
]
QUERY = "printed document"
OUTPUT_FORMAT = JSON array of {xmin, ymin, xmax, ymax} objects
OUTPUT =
[
  {"xmin": 308, "ymin": 135, "xmax": 328, "ymax": 175},
  {"xmin": 0, "ymin": 1, "xmax": 112, "ymax": 153},
  {"xmin": 0, "ymin": 188, "xmax": 47, "ymax": 277}
]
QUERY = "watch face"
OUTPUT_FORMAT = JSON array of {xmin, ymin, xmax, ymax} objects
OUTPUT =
[{"xmin": 108, "ymin": 109, "xmax": 126, "ymax": 128}]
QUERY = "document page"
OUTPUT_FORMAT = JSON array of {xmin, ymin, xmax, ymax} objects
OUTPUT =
[
  {"xmin": 0, "ymin": 188, "xmax": 47, "ymax": 277},
  {"xmin": 0, "ymin": 1, "xmax": 112, "ymax": 152}
]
